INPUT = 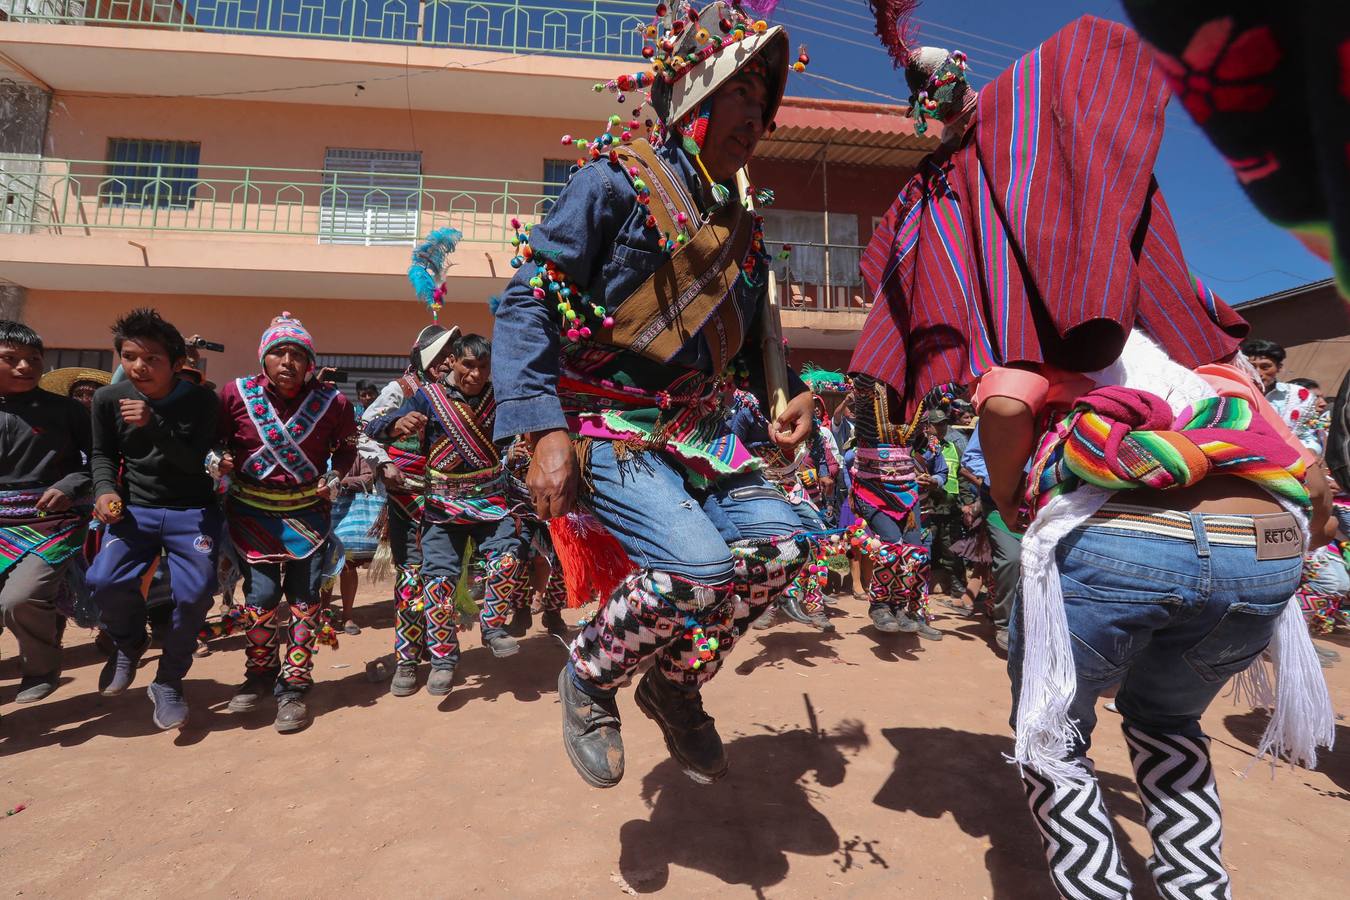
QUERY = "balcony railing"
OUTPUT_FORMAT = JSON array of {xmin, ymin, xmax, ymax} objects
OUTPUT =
[
  {"xmin": 0, "ymin": 155, "xmax": 562, "ymax": 247},
  {"xmin": 2, "ymin": 0, "xmax": 650, "ymax": 59},
  {"xmin": 768, "ymin": 242, "xmax": 871, "ymax": 314}
]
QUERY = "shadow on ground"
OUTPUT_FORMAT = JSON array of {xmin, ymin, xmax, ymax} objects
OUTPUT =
[
  {"xmin": 617, "ymin": 696, "xmax": 867, "ymax": 896},
  {"xmin": 873, "ymin": 726, "xmax": 1154, "ymax": 898},
  {"xmin": 735, "ymin": 630, "xmax": 853, "ymax": 675},
  {"xmin": 1223, "ymin": 710, "xmax": 1350, "ymax": 800}
]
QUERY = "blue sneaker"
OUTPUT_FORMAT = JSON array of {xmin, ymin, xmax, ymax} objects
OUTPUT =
[
  {"xmin": 99, "ymin": 637, "xmax": 147, "ymax": 696},
  {"xmin": 147, "ymin": 681, "xmax": 189, "ymax": 730}
]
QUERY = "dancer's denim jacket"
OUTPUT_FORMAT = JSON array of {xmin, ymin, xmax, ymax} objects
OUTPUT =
[{"xmin": 491, "ymin": 140, "xmax": 807, "ymax": 442}]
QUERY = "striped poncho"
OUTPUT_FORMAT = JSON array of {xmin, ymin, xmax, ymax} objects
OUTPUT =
[{"xmin": 850, "ymin": 15, "xmax": 1249, "ymax": 414}]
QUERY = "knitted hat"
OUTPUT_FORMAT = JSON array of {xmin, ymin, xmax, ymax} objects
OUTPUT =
[{"xmin": 258, "ymin": 312, "xmax": 316, "ymax": 367}]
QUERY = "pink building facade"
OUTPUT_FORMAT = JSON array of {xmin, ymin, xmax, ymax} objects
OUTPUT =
[{"xmin": 0, "ymin": 6, "xmax": 935, "ymax": 384}]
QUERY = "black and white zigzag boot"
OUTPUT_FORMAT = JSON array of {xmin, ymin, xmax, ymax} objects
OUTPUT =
[
  {"xmin": 1021, "ymin": 762, "xmax": 1134, "ymax": 900},
  {"xmin": 1123, "ymin": 724, "xmax": 1231, "ymax": 900}
]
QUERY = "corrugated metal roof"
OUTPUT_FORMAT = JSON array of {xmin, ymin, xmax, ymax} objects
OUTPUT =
[{"xmin": 756, "ymin": 97, "xmax": 943, "ymax": 168}]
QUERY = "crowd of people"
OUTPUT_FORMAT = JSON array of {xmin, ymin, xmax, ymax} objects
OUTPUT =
[{"xmin": 2, "ymin": 2, "xmax": 1346, "ymax": 897}]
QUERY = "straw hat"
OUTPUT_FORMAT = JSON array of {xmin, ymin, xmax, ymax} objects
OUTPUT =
[{"xmin": 40, "ymin": 366, "xmax": 112, "ymax": 398}]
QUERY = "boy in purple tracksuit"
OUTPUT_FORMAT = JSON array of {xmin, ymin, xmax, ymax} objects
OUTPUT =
[{"xmin": 87, "ymin": 309, "xmax": 222, "ymax": 730}]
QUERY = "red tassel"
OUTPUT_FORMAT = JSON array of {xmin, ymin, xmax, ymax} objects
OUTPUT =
[{"xmin": 547, "ymin": 513, "xmax": 635, "ymax": 609}]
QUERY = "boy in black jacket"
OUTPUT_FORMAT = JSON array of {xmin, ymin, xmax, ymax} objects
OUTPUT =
[
  {"xmin": 87, "ymin": 309, "xmax": 221, "ymax": 730},
  {"xmin": 0, "ymin": 321, "xmax": 92, "ymax": 707}
]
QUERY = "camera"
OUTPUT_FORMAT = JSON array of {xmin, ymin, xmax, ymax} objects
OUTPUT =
[{"xmin": 187, "ymin": 337, "xmax": 225, "ymax": 352}]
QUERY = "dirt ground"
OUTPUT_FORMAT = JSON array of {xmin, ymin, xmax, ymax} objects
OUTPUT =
[{"xmin": 2, "ymin": 586, "xmax": 1347, "ymax": 898}]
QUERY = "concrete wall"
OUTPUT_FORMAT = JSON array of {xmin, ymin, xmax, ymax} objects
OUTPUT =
[
  {"xmin": 45, "ymin": 95, "xmax": 609, "ymax": 183},
  {"xmin": 1239, "ymin": 283, "xmax": 1350, "ymax": 391},
  {"xmin": 24, "ymin": 290, "xmax": 496, "ymax": 380}
]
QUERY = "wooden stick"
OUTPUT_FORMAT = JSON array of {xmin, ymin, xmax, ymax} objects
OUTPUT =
[{"xmin": 736, "ymin": 168, "xmax": 790, "ymax": 419}]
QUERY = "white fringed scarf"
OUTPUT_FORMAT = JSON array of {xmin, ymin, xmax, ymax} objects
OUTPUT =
[{"xmin": 1013, "ymin": 330, "xmax": 1336, "ymax": 784}]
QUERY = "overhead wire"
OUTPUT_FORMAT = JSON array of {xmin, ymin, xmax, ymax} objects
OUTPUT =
[
  {"xmin": 797, "ymin": 0, "xmax": 1031, "ymax": 57},
  {"xmin": 780, "ymin": 7, "xmax": 1020, "ymax": 66}
]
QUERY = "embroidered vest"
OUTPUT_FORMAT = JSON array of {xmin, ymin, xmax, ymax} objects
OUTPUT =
[
  {"xmin": 421, "ymin": 382, "xmax": 499, "ymax": 475},
  {"xmin": 598, "ymin": 140, "xmax": 755, "ymax": 374},
  {"xmin": 237, "ymin": 376, "xmax": 337, "ymax": 484}
]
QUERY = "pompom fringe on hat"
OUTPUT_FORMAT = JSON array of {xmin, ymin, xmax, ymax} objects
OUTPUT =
[
  {"xmin": 868, "ymin": 0, "xmax": 972, "ymax": 135},
  {"xmin": 565, "ymin": 1, "xmax": 805, "ymax": 168},
  {"xmin": 257, "ymin": 312, "xmax": 316, "ymax": 367}
]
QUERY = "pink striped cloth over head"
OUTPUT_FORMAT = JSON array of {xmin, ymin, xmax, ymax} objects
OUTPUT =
[{"xmin": 850, "ymin": 15, "xmax": 1249, "ymax": 416}]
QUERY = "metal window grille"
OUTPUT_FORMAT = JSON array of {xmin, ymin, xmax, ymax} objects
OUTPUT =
[
  {"xmin": 539, "ymin": 158, "xmax": 575, "ymax": 219},
  {"xmin": 542, "ymin": 159, "xmax": 574, "ymax": 198},
  {"xmin": 43, "ymin": 348, "xmax": 114, "ymax": 371},
  {"xmin": 103, "ymin": 139, "xmax": 201, "ymax": 208},
  {"xmin": 320, "ymin": 148, "xmax": 423, "ymax": 246},
  {"xmin": 315, "ymin": 353, "xmax": 409, "ymax": 404}
]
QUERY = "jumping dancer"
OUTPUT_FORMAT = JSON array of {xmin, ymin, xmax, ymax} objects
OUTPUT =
[
  {"xmin": 856, "ymin": 6, "xmax": 1334, "ymax": 897},
  {"xmin": 86, "ymin": 309, "xmax": 221, "ymax": 730},
  {"xmin": 492, "ymin": 1, "xmax": 815, "ymax": 788},
  {"xmin": 846, "ymin": 374, "xmax": 942, "ymax": 640}
]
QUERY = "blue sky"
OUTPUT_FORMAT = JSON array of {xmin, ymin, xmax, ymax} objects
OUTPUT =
[{"xmin": 774, "ymin": 0, "xmax": 1332, "ymax": 304}]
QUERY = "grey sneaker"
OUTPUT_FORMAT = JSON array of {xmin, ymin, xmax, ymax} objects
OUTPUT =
[
  {"xmin": 995, "ymin": 628, "xmax": 1010, "ymax": 651},
  {"xmin": 905, "ymin": 612, "xmax": 943, "ymax": 641},
  {"xmin": 427, "ymin": 666, "xmax": 455, "ymax": 696},
  {"xmin": 14, "ymin": 673, "xmax": 59, "ymax": 704},
  {"xmin": 99, "ymin": 638, "xmax": 148, "ymax": 696},
  {"xmin": 779, "ymin": 595, "xmax": 814, "ymax": 626},
  {"xmin": 893, "ymin": 608, "xmax": 921, "ymax": 634},
  {"xmin": 147, "ymin": 681, "xmax": 189, "ymax": 730},
  {"xmin": 482, "ymin": 628, "xmax": 520, "ymax": 658},
  {"xmin": 390, "ymin": 662, "xmax": 420, "ymax": 697},
  {"xmin": 868, "ymin": 604, "xmax": 903, "ymax": 633},
  {"xmin": 274, "ymin": 693, "xmax": 310, "ymax": 734}
]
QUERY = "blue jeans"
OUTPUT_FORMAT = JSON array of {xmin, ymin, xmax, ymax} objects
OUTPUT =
[
  {"xmin": 790, "ymin": 500, "xmax": 826, "ymax": 533},
  {"xmin": 1009, "ymin": 514, "xmax": 1302, "ymax": 756},
  {"xmin": 419, "ymin": 515, "xmax": 521, "ymax": 586},
  {"xmin": 241, "ymin": 552, "xmax": 324, "ymax": 611},
  {"xmin": 853, "ymin": 497, "xmax": 927, "ymax": 548},
  {"xmin": 88, "ymin": 504, "xmax": 223, "ymax": 686},
  {"xmin": 583, "ymin": 441, "xmax": 804, "ymax": 584},
  {"xmin": 387, "ymin": 502, "xmax": 423, "ymax": 571}
]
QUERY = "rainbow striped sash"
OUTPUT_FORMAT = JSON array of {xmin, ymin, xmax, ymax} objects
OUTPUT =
[
  {"xmin": 1027, "ymin": 387, "xmax": 1309, "ymax": 511},
  {"xmin": 0, "ymin": 489, "xmax": 85, "ymax": 575},
  {"xmin": 226, "ymin": 481, "xmax": 330, "ymax": 563}
]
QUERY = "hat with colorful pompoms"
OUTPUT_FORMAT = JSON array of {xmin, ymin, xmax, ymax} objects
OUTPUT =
[{"xmin": 868, "ymin": 0, "xmax": 972, "ymax": 135}]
